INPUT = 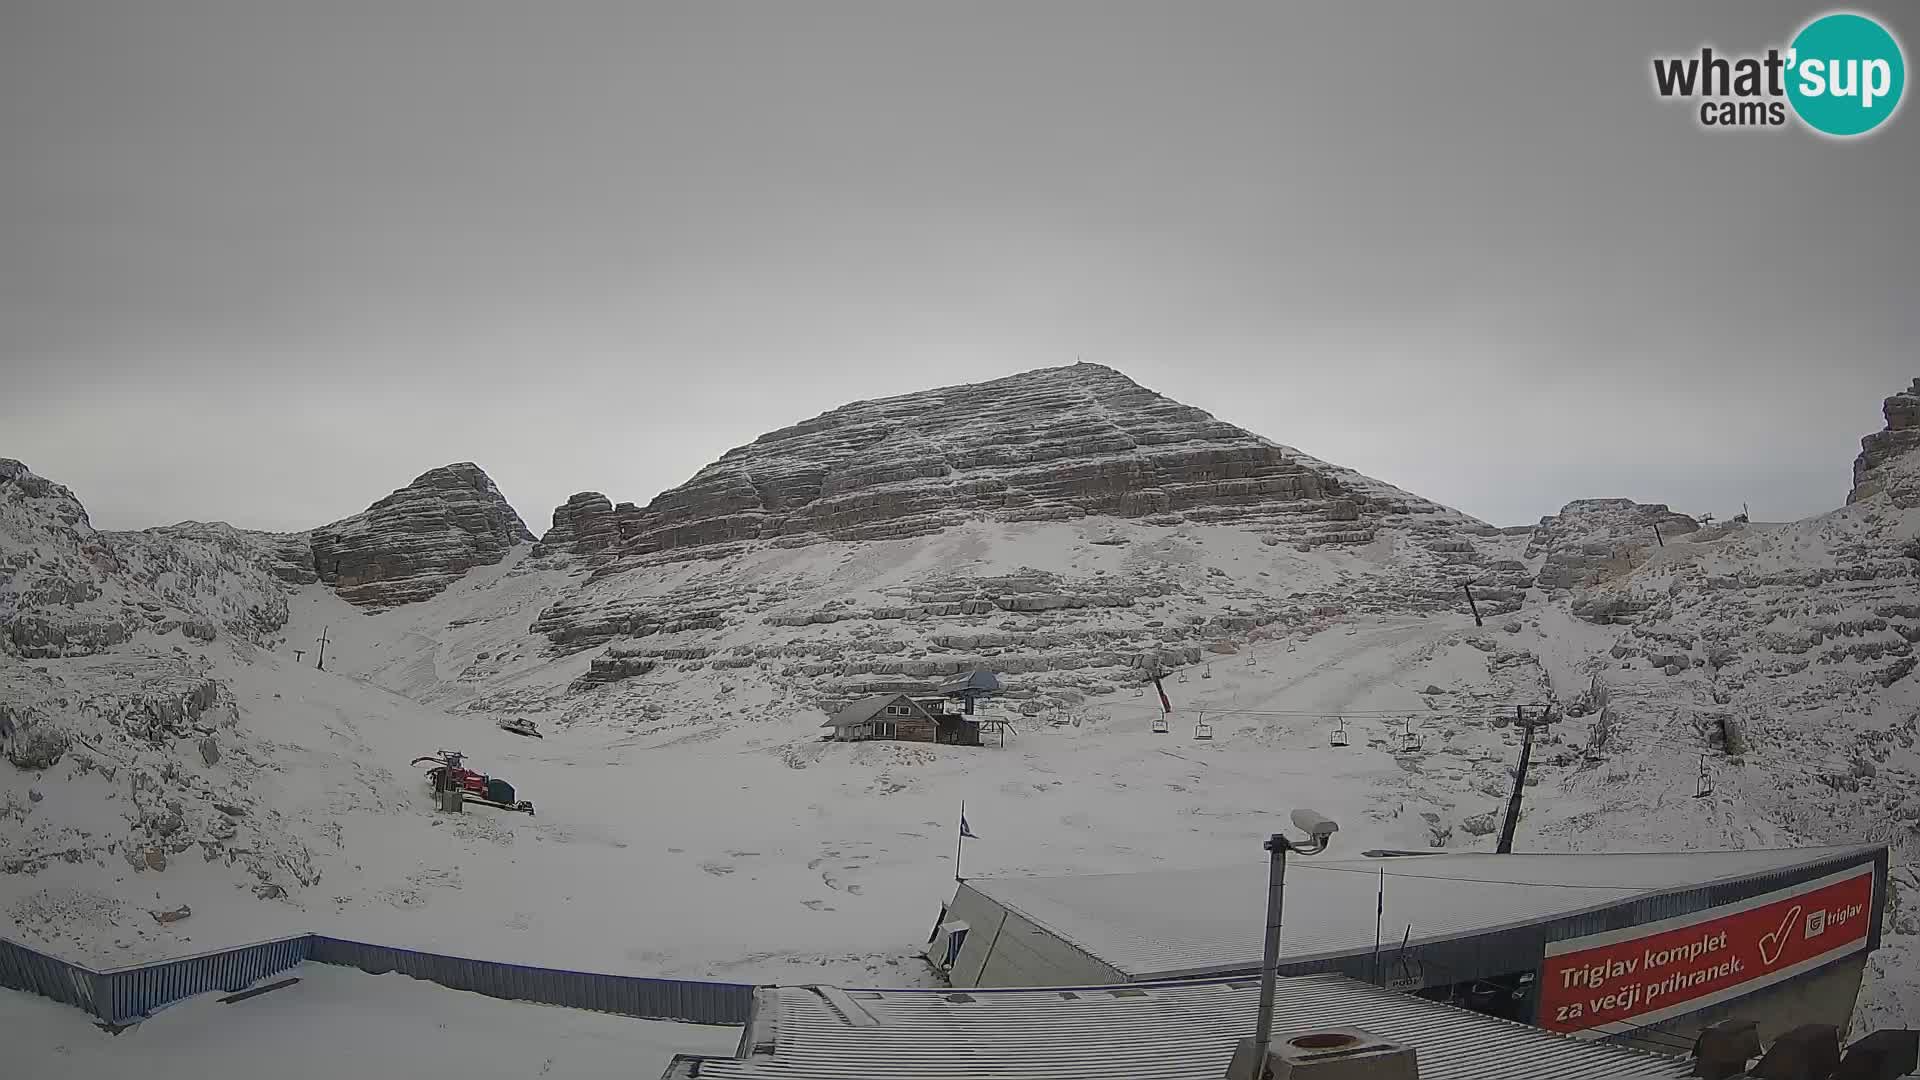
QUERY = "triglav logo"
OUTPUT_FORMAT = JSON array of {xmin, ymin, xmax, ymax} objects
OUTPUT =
[{"xmin": 1651, "ymin": 10, "xmax": 1905, "ymax": 136}]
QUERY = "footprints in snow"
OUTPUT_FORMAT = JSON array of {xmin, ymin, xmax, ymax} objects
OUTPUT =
[
  {"xmin": 369, "ymin": 866, "xmax": 463, "ymax": 909},
  {"xmin": 804, "ymin": 845, "xmax": 873, "ymax": 907}
]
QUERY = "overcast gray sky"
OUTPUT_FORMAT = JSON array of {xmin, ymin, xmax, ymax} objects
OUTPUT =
[{"xmin": 3, "ymin": 2, "xmax": 1914, "ymax": 533}]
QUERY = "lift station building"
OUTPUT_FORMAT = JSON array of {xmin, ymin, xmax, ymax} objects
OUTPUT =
[{"xmin": 934, "ymin": 843, "xmax": 1887, "ymax": 1050}]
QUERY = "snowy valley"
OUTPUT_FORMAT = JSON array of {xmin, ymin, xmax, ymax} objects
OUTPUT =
[{"xmin": 3, "ymin": 365, "xmax": 1918, "ymax": 1034}]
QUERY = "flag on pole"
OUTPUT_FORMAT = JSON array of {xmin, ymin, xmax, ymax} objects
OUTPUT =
[
  {"xmin": 955, "ymin": 802, "xmax": 978, "ymax": 882},
  {"xmin": 1151, "ymin": 674, "xmax": 1172, "ymax": 714}
]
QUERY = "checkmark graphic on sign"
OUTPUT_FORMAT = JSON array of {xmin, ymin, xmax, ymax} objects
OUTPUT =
[{"xmin": 1757, "ymin": 905, "xmax": 1802, "ymax": 966}]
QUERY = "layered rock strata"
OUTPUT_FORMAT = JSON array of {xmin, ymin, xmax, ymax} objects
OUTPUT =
[
  {"xmin": 1850, "ymin": 378, "xmax": 1920, "ymax": 508},
  {"xmin": 536, "ymin": 363, "xmax": 1477, "ymax": 567},
  {"xmin": 1528, "ymin": 499, "xmax": 1700, "ymax": 598},
  {"xmin": 310, "ymin": 463, "xmax": 533, "ymax": 609}
]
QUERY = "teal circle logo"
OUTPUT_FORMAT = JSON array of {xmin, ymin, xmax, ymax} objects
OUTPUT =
[{"xmin": 1787, "ymin": 12, "xmax": 1906, "ymax": 136}]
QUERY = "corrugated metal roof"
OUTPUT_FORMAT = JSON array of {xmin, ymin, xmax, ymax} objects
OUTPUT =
[
  {"xmin": 672, "ymin": 974, "xmax": 1693, "ymax": 1079},
  {"xmin": 965, "ymin": 845, "xmax": 1881, "ymax": 979},
  {"xmin": 823, "ymin": 694, "xmax": 922, "ymax": 728}
]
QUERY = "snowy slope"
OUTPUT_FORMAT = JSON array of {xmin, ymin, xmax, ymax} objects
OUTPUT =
[
  {"xmin": 4, "ymin": 373, "xmax": 1918, "ymax": 1037},
  {"xmin": 0, "ymin": 963, "xmax": 737, "ymax": 1080}
]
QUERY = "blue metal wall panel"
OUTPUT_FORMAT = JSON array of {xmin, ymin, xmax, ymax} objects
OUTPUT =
[
  {"xmin": 307, "ymin": 936, "xmax": 752, "ymax": 1025},
  {"xmin": 0, "ymin": 936, "xmax": 98, "ymax": 1016},
  {"xmin": 91, "ymin": 934, "xmax": 312, "ymax": 1025},
  {"xmin": 0, "ymin": 849, "xmax": 1887, "ymax": 1033},
  {"xmin": 8, "ymin": 932, "xmax": 750, "ymax": 1027}
]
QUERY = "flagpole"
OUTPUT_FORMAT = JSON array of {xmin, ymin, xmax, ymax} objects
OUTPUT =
[{"xmin": 955, "ymin": 800, "xmax": 965, "ymax": 882}]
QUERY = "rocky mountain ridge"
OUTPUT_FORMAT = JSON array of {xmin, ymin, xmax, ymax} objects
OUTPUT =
[
  {"xmin": 3, "ymin": 370, "xmax": 1918, "ymax": 1030},
  {"xmin": 128, "ymin": 463, "xmax": 537, "ymax": 613},
  {"xmin": 519, "ymin": 364, "xmax": 1535, "ymax": 704},
  {"xmin": 0, "ymin": 459, "xmax": 292, "ymax": 660},
  {"xmin": 536, "ymin": 363, "xmax": 1481, "ymax": 567}
]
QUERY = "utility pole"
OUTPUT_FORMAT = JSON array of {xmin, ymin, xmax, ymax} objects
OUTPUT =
[
  {"xmin": 316, "ymin": 626, "xmax": 330, "ymax": 672},
  {"xmin": 1462, "ymin": 582, "xmax": 1483, "ymax": 627},
  {"xmin": 1496, "ymin": 704, "xmax": 1553, "ymax": 854}
]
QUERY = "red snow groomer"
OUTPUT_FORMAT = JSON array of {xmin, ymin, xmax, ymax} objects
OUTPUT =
[{"xmin": 410, "ymin": 750, "xmax": 534, "ymax": 814}]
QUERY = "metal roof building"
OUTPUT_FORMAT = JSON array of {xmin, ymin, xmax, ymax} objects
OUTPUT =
[
  {"xmin": 662, "ymin": 973, "xmax": 1694, "ymax": 1079},
  {"xmin": 937, "ymin": 844, "xmax": 1887, "ymax": 1048},
  {"xmin": 944, "ymin": 845, "xmax": 1885, "ymax": 986}
]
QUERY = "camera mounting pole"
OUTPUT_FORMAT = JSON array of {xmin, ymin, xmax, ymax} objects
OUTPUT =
[{"xmin": 1237, "ymin": 811, "xmax": 1337, "ymax": 1078}]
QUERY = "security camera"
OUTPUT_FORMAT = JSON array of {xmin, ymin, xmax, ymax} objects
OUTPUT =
[{"xmin": 1291, "ymin": 808, "xmax": 1339, "ymax": 843}]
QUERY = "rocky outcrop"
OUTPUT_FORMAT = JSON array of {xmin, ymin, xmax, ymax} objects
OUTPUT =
[
  {"xmin": 150, "ymin": 521, "xmax": 318, "ymax": 586},
  {"xmin": 1, "ymin": 461, "xmax": 290, "ymax": 657},
  {"xmin": 1528, "ymin": 499, "xmax": 1700, "ymax": 594},
  {"xmin": 537, "ymin": 364, "xmax": 1477, "ymax": 564},
  {"xmin": 311, "ymin": 463, "xmax": 534, "ymax": 609},
  {"xmin": 1, "ymin": 463, "xmax": 317, "ymax": 914},
  {"xmin": 534, "ymin": 492, "xmax": 622, "ymax": 559},
  {"xmin": 1850, "ymin": 379, "xmax": 1920, "ymax": 508}
]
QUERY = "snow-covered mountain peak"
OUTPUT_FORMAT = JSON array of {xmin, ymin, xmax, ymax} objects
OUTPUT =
[{"xmin": 538, "ymin": 363, "xmax": 1485, "ymax": 572}]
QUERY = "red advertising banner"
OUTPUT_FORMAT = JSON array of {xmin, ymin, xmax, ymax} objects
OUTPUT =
[{"xmin": 1538, "ymin": 867, "xmax": 1874, "ymax": 1036}]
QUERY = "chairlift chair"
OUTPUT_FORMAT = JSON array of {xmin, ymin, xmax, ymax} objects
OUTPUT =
[
  {"xmin": 1330, "ymin": 718, "xmax": 1350, "ymax": 748},
  {"xmin": 1152, "ymin": 714, "xmax": 1169, "ymax": 734},
  {"xmin": 1193, "ymin": 719, "xmax": 1213, "ymax": 741},
  {"xmin": 1202, "ymin": 665, "xmax": 1212, "ymax": 680},
  {"xmin": 1177, "ymin": 669, "xmax": 1188, "ymax": 683}
]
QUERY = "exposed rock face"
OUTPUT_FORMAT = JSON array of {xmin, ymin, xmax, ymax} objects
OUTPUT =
[
  {"xmin": 311, "ymin": 463, "xmax": 534, "ymax": 609},
  {"xmin": 1, "ymin": 460, "xmax": 290, "ymax": 658},
  {"xmin": 1850, "ymin": 379, "xmax": 1920, "ymax": 508},
  {"xmin": 1528, "ymin": 499, "xmax": 1700, "ymax": 597},
  {"xmin": 152, "ymin": 521, "xmax": 319, "ymax": 585},
  {"xmin": 537, "ymin": 363, "xmax": 1476, "ymax": 565},
  {"xmin": 534, "ymin": 492, "xmax": 621, "ymax": 560},
  {"xmin": 1, "ymin": 461, "xmax": 317, "ymax": 907},
  {"xmin": 520, "ymin": 367, "xmax": 1516, "ymax": 699}
]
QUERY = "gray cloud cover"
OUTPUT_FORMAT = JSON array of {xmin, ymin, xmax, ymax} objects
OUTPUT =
[{"xmin": 3, "ymin": 1, "xmax": 1914, "ymax": 532}]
